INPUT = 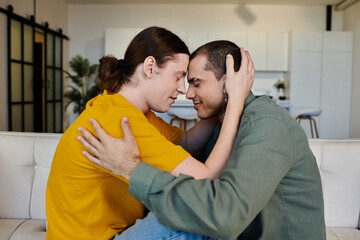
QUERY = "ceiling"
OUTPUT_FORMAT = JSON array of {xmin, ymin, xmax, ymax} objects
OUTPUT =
[{"xmin": 65, "ymin": 0, "xmax": 344, "ymax": 6}]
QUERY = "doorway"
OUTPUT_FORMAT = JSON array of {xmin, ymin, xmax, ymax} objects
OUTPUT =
[{"xmin": 4, "ymin": 5, "xmax": 67, "ymax": 133}]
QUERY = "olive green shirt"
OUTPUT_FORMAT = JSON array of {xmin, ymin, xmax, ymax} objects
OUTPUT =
[{"xmin": 129, "ymin": 93, "xmax": 326, "ymax": 240}]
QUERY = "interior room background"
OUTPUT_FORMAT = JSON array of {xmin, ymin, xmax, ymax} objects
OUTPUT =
[{"xmin": 0, "ymin": 0, "xmax": 359, "ymax": 138}]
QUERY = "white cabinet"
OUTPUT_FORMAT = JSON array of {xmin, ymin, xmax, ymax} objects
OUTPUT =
[
  {"xmin": 291, "ymin": 31, "xmax": 322, "ymax": 52},
  {"xmin": 289, "ymin": 52, "xmax": 322, "ymax": 108},
  {"xmin": 105, "ymin": 29, "xmax": 289, "ymax": 72},
  {"xmin": 320, "ymin": 52, "xmax": 352, "ymax": 138},
  {"xmin": 323, "ymin": 31, "xmax": 353, "ymax": 52},
  {"xmin": 227, "ymin": 32, "xmax": 247, "ymax": 49},
  {"xmin": 289, "ymin": 31, "xmax": 353, "ymax": 138},
  {"xmin": 247, "ymin": 33, "xmax": 268, "ymax": 70},
  {"xmin": 207, "ymin": 31, "xmax": 229, "ymax": 42},
  {"xmin": 247, "ymin": 32, "xmax": 289, "ymax": 71},
  {"xmin": 268, "ymin": 33, "xmax": 289, "ymax": 71},
  {"xmin": 187, "ymin": 31, "xmax": 208, "ymax": 53}
]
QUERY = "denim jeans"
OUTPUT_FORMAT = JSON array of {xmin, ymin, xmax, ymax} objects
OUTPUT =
[{"xmin": 112, "ymin": 212, "xmax": 226, "ymax": 240}]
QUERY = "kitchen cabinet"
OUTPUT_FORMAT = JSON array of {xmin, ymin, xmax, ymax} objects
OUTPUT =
[
  {"xmin": 291, "ymin": 31, "xmax": 322, "ymax": 52},
  {"xmin": 227, "ymin": 32, "xmax": 247, "ymax": 49},
  {"xmin": 268, "ymin": 33, "xmax": 289, "ymax": 71},
  {"xmin": 247, "ymin": 33, "xmax": 267, "ymax": 70},
  {"xmin": 323, "ymin": 31, "xmax": 353, "ymax": 52},
  {"xmin": 289, "ymin": 31, "xmax": 353, "ymax": 138},
  {"xmin": 320, "ymin": 31, "xmax": 353, "ymax": 139},
  {"xmin": 247, "ymin": 32, "xmax": 289, "ymax": 71},
  {"xmin": 105, "ymin": 28, "xmax": 288, "ymax": 72},
  {"xmin": 207, "ymin": 31, "xmax": 229, "ymax": 42},
  {"xmin": 187, "ymin": 31, "xmax": 208, "ymax": 53},
  {"xmin": 289, "ymin": 52, "xmax": 322, "ymax": 108}
]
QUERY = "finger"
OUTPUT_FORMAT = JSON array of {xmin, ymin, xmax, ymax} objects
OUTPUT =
[
  {"xmin": 246, "ymin": 51, "xmax": 253, "ymax": 72},
  {"xmin": 77, "ymin": 135, "xmax": 99, "ymax": 157},
  {"xmin": 240, "ymin": 48, "xmax": 249, "ymax": 72},
  {"xmin": 82, "ymin": 150, "xmax": 103, "ymax": 167},
  {"xmin": 225, "ymin": 54, "xmax": 235, "ymax": 75},
  {"xmin": 245, "ymin": 51, "xmax": 255, "ymax": 79},
  {"xmin": 247, "ymin": 50, "xmax": 254, "ymax": 69},
  {"xmin": 78, "ymin": 126, "xmax": 103, "ymax": 152},
  {"xmin": 121, "ymin": 117, "xmax": 136, "ymax": 144},
  {"xmin": 90, "ymin": 118, "xmax": 111, "ymax": 143}
]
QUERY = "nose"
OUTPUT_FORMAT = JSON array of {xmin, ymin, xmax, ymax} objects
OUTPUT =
[
  {"xmin": 177, "ymin": 79, "xmax": 186, "ymax": 95},
  {"xmin": 186, "ymin": 85, "xmax": 195, "ymax": 100}
]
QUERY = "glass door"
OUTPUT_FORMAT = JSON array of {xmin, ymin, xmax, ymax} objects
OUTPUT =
[
  {"xmin": 9, "ymin": 18, "xmax": 35, "ymax": 132},
  {"xmin": 4, "ymin": 5, "xmax": 67, "ymax": 133}
]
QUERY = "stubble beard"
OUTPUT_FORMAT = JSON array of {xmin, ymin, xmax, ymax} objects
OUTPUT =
[{"xmin": 197, "ymin": 95, "xmax": 226, "ymax": 121}]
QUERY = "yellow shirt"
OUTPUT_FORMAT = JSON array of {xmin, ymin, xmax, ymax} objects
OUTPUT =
[{"xmin": 45, "ymin": 91, "xmax": 189, "ymax": 240}]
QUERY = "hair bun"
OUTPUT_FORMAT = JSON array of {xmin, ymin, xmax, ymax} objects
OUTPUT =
[{"xmin": 116, "ymin": 59, "xmax": 125, "ymax": 70}]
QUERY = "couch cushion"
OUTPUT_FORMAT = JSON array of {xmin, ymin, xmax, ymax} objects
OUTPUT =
[
  {"xmin": 326, "ymin": 227, "xmax": 360, "ymax": 240},
  {"xmin": 0, "ymin": 134, "xmax": 37, "ymax": 219},
  {"xmin": 30, "ymin": 135, "xmax": 61, "ymax": 220},
  {"xmin": 0, "ymin": 219, "xmax": 26, "ymax": 239},
  {"xmin": 0, "ymin": 132, "xmax": 61, "ymax": 220},
  {"xmin": 309, "ymin": 139, "xmax": 360, "ymax": 228},
  {"xmin": 9, "ymin": 219, "xmax": 46, "ymax": 240}
]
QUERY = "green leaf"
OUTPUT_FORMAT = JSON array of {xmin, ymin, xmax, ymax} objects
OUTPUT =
[
  {"xmin": 64, "ymin": 55, "xmax": 101, "ymax": 115},
  {"xmin": 88, "ymin": 64, "xmax": 98, "ymax": 77}
]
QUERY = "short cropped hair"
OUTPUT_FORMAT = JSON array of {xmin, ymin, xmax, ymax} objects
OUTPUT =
[{"xmin": 190, "ymin": 40, "xmax": 241, "ymax": 80}]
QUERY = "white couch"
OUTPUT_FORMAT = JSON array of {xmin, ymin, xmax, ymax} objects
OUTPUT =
[{"xmin": 0, "ymin": 131, "xmax": 359, "ymax": 239}]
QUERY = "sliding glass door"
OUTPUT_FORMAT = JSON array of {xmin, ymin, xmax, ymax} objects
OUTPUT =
[{"xmin": 3, "ymin": 5, "xmax": 68, "ymax": 133}]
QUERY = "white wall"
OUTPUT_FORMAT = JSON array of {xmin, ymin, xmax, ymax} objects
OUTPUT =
[
  {"xmin": 68, "ymin": 4, "xmax": 328, "ymax": 64},
  {"xmin": 0, "ymin": 0, "xmax": 69, "ymax": 131},
  {"xmin": 67, "ymin": 4, "xmax": 354, "ymax": 135},
  {"xmin": 344, "ymin": 1, "xmax": 360, "ymax": 138}
]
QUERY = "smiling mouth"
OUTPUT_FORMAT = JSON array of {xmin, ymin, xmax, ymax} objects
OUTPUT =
[
  {"xmin": 170, "ymin": 97, "xmax": 177, "ymax": 104},
  {"xmin": 193, "ymin": 102, "xmax": 201, "ymax": 110}
]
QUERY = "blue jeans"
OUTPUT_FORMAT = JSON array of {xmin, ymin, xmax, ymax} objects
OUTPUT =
[{"xmin": 113, "ymin": 212, "xmax": 226, "ymax": 240}]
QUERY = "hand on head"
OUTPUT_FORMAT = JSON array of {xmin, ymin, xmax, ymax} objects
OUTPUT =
[
  {"xmin": 77, "ymin": 117, "xmax": 140, "ymax": 180},
  {"xmin": 224, "ymin": 48, "xmax": 255, "ymax": 103}
]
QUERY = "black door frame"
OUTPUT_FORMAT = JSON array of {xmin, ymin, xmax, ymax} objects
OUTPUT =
[{"xmin": 0, "ymin": 5, "xmax": 69, "ymax": 132}]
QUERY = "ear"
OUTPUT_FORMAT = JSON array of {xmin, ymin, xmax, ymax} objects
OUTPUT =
[
  {"xmin": 143, "ymin": 56, "xmax": 156, "ymax": 79},
  {"xmin": 220, "ymin": 74, "xmax": 226, "ymax": 93}
]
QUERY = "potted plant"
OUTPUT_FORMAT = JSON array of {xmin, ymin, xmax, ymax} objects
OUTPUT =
[
  {"xmin": 273, "ymin": 80, "xmax": 286, "ymax": 100},
  {"xmin": 64, "ymin": 55, "xmax": 101, "ymax": 114}
]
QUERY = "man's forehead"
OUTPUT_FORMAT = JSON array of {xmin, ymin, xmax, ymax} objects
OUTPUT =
[
  {"xmin": 189, "ymin": 55, "xmax": 207, "ymax": 66},
  {"xmin": 188, "ymin": 55, "xmax": 208, "ymax": 80}
]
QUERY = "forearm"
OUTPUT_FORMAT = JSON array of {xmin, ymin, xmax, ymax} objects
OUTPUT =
[
  {"xmin": 202, "ymin": 98, "xmax": 244, "ymax": 179},
  {"xmin": 171, "ymin": 100, "xmax": 244, "ymax": 180},
  {"xmin": 129, "ymin": 119, "xmax": 293, "ymax": 239},
  {"xmin": 130, "ymin": 149, "xmax": 292, "ymax": 239},
  {"xmin": 131, "ymin": 164, "xmax": 243, "ymax": 239}
]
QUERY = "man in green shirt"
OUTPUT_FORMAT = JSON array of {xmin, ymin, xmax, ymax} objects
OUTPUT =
[{"xmin": 79, "ymin": 41, "xmax": 326, "ymax": 239}]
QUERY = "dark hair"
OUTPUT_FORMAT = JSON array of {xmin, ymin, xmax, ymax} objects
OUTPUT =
[
  {"xmin": 190, "ymin": 40, "xmax": 241, "ymax": 80},
  {"xmin": 98, "ymin": 27, "xmax": 189, "ymax": 93}
]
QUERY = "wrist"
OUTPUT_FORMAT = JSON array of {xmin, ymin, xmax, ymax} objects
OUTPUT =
[
  {"xmin": 117, "ymin": 156, "xmax": 140, "ymax": 181},
  {"xmin": 127, "ymin": 157, "xmax": 140, "ymax": 180},
  {"xmin": 226, "ymin": 99, "xmax": 245, "ymax": 113}
]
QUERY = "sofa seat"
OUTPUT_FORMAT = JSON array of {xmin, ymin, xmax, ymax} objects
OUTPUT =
[
  {"xmin": 327, "ymin": 227, "xmax": 360, "ymax": 240},
  {"xmin": 0, "ymin": 219, "xmax": 46, "ymax": 240},
  {"xmin": 0, "ymin": 132, "xmax": 359, "ymax": 239}
]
